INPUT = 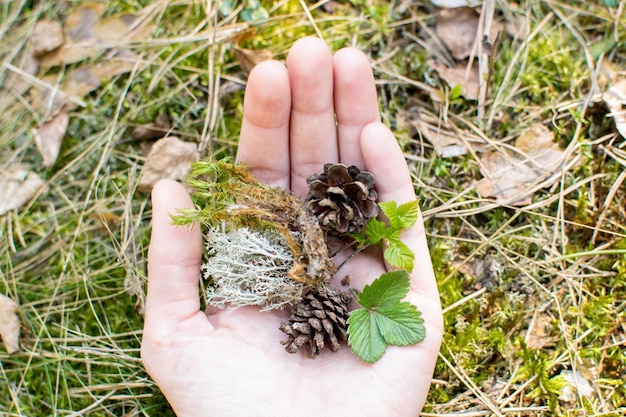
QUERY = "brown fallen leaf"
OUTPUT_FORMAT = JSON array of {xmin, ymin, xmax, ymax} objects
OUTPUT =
[
  {"xmin": 31, "ymin": 18, "xmax": 64, "ymax": 56},
  {"xmin": 39, "ymin": 3, "xmax": 151, "ymax": 67},
  {"xmin": 90, "ymin": 48, "xmax": 140, "ymax": 79},
  {"xmin": 38, "ymin": 3, "xmax": 105, "ymax": 66},
  {"xmin": 2, "ymin": 52, "xmax": 39, "ymax": 96},
  {"xmin": 475, "ymin": 123, "xmax": 567, "ymax": 205},
  {"xmin": 234, "ymin": 46, "xmax": 273, "ymax": 76},
  {"xmin": 525, "ymin": 313, "xmax": 556, "ymax": 350},
  {"xmin": 28, "ymin": 71, "xmax": 84, "ymax": 119},
  {"xmin": 33, "ymin": 106, "xmax": 70, "ymax": 167},
  {"xmin": 131, "ymin": 112, "xmax": 171, "ymax": 140},
  {"xmin": 409, "ymin": 110, "xmax": 485, "ymax": 158},
  {"xmin": 602, "ymin": 78, "xmax": 626, "ymax": 139},
  {"xmin": 0, "ymin": 294, "xmax": 20, "ymax": 354},
  {"xmin": 0, "ymin": 165, "xmax": 47, "ymax": 215},
  {"xmin": 413, "ymin": 114, "xmax": 468, "ymax": 157},
  {"xmin": 138, "ymin": 137, "xmax": 199, "ymax": 191},
  {"xmin": 29, "ymin": 49, "xmax": 137, "ymax": 116},
  {"xmin": 430, "ymin": 60, "xmax": 480, "ymax": 100},
  {"xmin": 435, "ymin": 7, "xmax": 479, "ymax": 60}
]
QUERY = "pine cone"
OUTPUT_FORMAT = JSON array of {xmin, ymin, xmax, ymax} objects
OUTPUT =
[
  {"xmin": 305, "ymin": 163, "xmax": 379, "ymax": 234},
  {"xmin": 279, "ymin": 287, "xmax": 352, "ymax": 358}
]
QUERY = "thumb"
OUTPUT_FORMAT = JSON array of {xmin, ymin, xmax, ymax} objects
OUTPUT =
[{"xmin": 145, "ymin": 179, "xmax": 204, "ymax": 332}]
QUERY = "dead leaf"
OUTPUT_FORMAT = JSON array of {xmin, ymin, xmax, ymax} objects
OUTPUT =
[
  {"xmin": 558, "ymin": 370, "xmax": 594, "ymax": 403},
  {"xmin": 525, "ymin": 313, "xmax": 556, "ymax": 349},
  {"xmin": 90, "ymin": 48, "xmax": 139, "ymax": 79},
  {"xmin": 234, "ymin": 46, "xmax": 273, "ymax": 76},
  {"xmin": 28, "ymin": 70, "xmax": 96, "ymax": 116},
  {"xmin": 2, "ymin": 52, "xmax": 39, "ymax": 96},
  {"xmin": 414, "ymin": 116, "xmax": 467, "ymax": 157},
  {"xmin": 430, "ymin": 60, "xmax": 480, "ymax": 100},
  {"xmin": 602, "ymin": 78, "xmax": 626, "ymax": 138},
  {"xmin": 475, "ymin": 123, "xmax": 567, "ymax": 205},
  {"xmin": 0, "ymin": 165, "xmax": 47, "ymax": 215},
  {"xmin": 138, "ymin": 137, "xmax": 199, "ymax": 191},
  {"xmin": 131, "ymin": 113, "xmax": 171, "ymax": 141},
  {"xmin": 33, "ymin": 106, "xmax": 70, "ymax": 167},
  {"xmin": 29, "ymin": 51, "xmax": 137, "ymax": 116},
  {"xmin": 0, "ymin": 294, "xmax": 20, "ymax": 354},
  {"xmin": 38, "ymin": 3, "xmax": 105, "ymax": 66},
  {"xmin": 31, "ymin": 19, "xmax": 64, "ymax": 56},
  {"xmin": 436, "ymin": 7, "xmax": 479, "ymax": 60},
  {"xmin": 411, "ymin": 111, "xmax": 486, "ymax": 157},
  {"xmin": 39, "ymin": 4, "xmax": 151, "ymax": 67},
  {"xmin": 452, "ymin": 255, "xmax": 501, "ymax": 289}
]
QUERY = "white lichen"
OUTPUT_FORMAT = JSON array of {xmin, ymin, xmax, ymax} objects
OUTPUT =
[{"xmin": 202, "ymin": 226, "xmax": 305, "ymax": 311}]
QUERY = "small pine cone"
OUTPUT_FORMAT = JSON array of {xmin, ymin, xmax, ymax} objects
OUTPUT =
[
  {"xmin": 279, "ymin": 287, "xmax": 352, "ymax": 358},
  {"xmin": 305, "ymin": 163, "xmax": 379, "ymax": 234}
]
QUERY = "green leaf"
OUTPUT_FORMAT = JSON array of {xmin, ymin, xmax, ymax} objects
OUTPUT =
[
  {"xmin": 449, "ymin": 84, "xmax": 463, "ymax": 100},
  {"xmin": 350, "ymin": 231, "xmax": 368, "ymax": 245},
  {"xmin": 357, "ymin": 270, "xmax": 410, "ymax": 308},
  {"xmin": 384, "ymin": 227, "xmax": 402, "ymax": 243},
  {"xmin": 374, "ymin": 303, "xmax": 425, "ymax": 346},
  {"xmin": 378, "ymin": 200, "xmax": 399, "ymax": 229},
  {"xmin": 348, "ymin": 272, "xmax": 426, "ymax": 363},
  {"xmin": 347, "ymin": 308, "xmax": 387, "ymax": 364},
  {"xmin": 384, "ymin": 241, "xmax": 415, "ymax": 272},
  {"xmin": 395, "ymin": 200, "xmax": 419, "ymax": 230},
  {"xmin": 365, "ymin": 218, "xmax": 387, "ymax": 244}
]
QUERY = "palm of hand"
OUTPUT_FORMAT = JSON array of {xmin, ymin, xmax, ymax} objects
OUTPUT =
[{"xmin": 142, "ymin": 37, "xmax": 443, "ymax": 417}]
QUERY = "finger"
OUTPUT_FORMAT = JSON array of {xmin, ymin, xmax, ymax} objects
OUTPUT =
[
  {"xmin": 333, "ymin": 47, "xmax": 380, "ymax": 167},
  {"xmin": 145, "ymin": 179, "xmax": 205, "ymax": 330},
  {"xmin": 360, "ymin": 123, "xmax": 439, "ymax": 302},
  {"xmin": 237, "ymin": 60, "xmax": 291, "ymax": 189},
  {"xmin": 287, "ymin": 37, "xmax": 338, "ymax": 195}
]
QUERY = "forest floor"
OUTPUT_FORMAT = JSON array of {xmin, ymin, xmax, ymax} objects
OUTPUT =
[{"xmin": 1, "ymin": 0, "xmax": 625, "ymax": 415}]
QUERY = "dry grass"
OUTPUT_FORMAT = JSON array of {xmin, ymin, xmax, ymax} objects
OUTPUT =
[{"xmin": 1, "ymin": 0, "xmax": 625, "ymax": 415}]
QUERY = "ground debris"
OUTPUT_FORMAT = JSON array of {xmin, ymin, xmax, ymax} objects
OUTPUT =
[
  {"xmin": 0, "ymin": 294, "xmax": 20, "ymax": 354},
  {"xmin": 475, "ymin": 123, "xmax": 568, "ymax": 205},
  {"xmin": 0, "ymin": 165, "xmax": 47, "ymax": 215},
  {"xmin": 138, "ymin": 137, "xmax": 199, "ymax": 191}
]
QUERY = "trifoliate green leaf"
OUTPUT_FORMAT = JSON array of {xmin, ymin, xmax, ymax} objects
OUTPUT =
[
  {"xmin": 378, "ymin": 200, "xmax": 399, "ymax": 229},
  {"xmin": 347, "ymin": 308, "xmax": 387, "ymax": 364},
  {"xmin": 348, "ymin": 271, "xmax": 426, "ymax": 363},
  {"xmin": 384, "ymin": 240, "xmax": 415, "ymax": 272},
  {"xmin": 395, "ymin": 200, "xmax": 419, "ymax": 230},
  {"xmin": 374, "ymin": 303, "xmax": 425, "ymax": 346},
  {"xmin": 357, "ymin": 270, "xmax": 410, "ymax": 308},
  {"xmin": 365, "ymin": 218, "xmax": 387, "ymax": 244}
]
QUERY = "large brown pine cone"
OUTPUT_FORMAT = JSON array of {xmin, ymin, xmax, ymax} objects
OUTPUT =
[
  {"xmin": 279, "ymin": 287, "xmax": 352, "ymax": 358},
  {"xmin": 305, "ymin": 163, "xmax": 379, "ymax": 234}
]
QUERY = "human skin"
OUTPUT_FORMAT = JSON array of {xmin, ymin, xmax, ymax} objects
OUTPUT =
[{"xmin": 141, "ymin": 37, "xmax": 443, "ymax": 417}]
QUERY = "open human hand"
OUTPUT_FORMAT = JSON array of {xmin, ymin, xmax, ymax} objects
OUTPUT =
[{"xmin": 141, "ymin": 37, "xmax": 443, "ymax": 416}]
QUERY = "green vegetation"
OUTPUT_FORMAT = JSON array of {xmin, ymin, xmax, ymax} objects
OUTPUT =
[
  {"xmin": 353, "ymin": 200, "xmax": 420, "ymax": 272},
  {"xmin": 1, "ymin": 0, "xmax": 625, "ymax": 415},
  {"xmin": 348, "ymin": 270, "xmax": 425, "ymax": 363}
]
